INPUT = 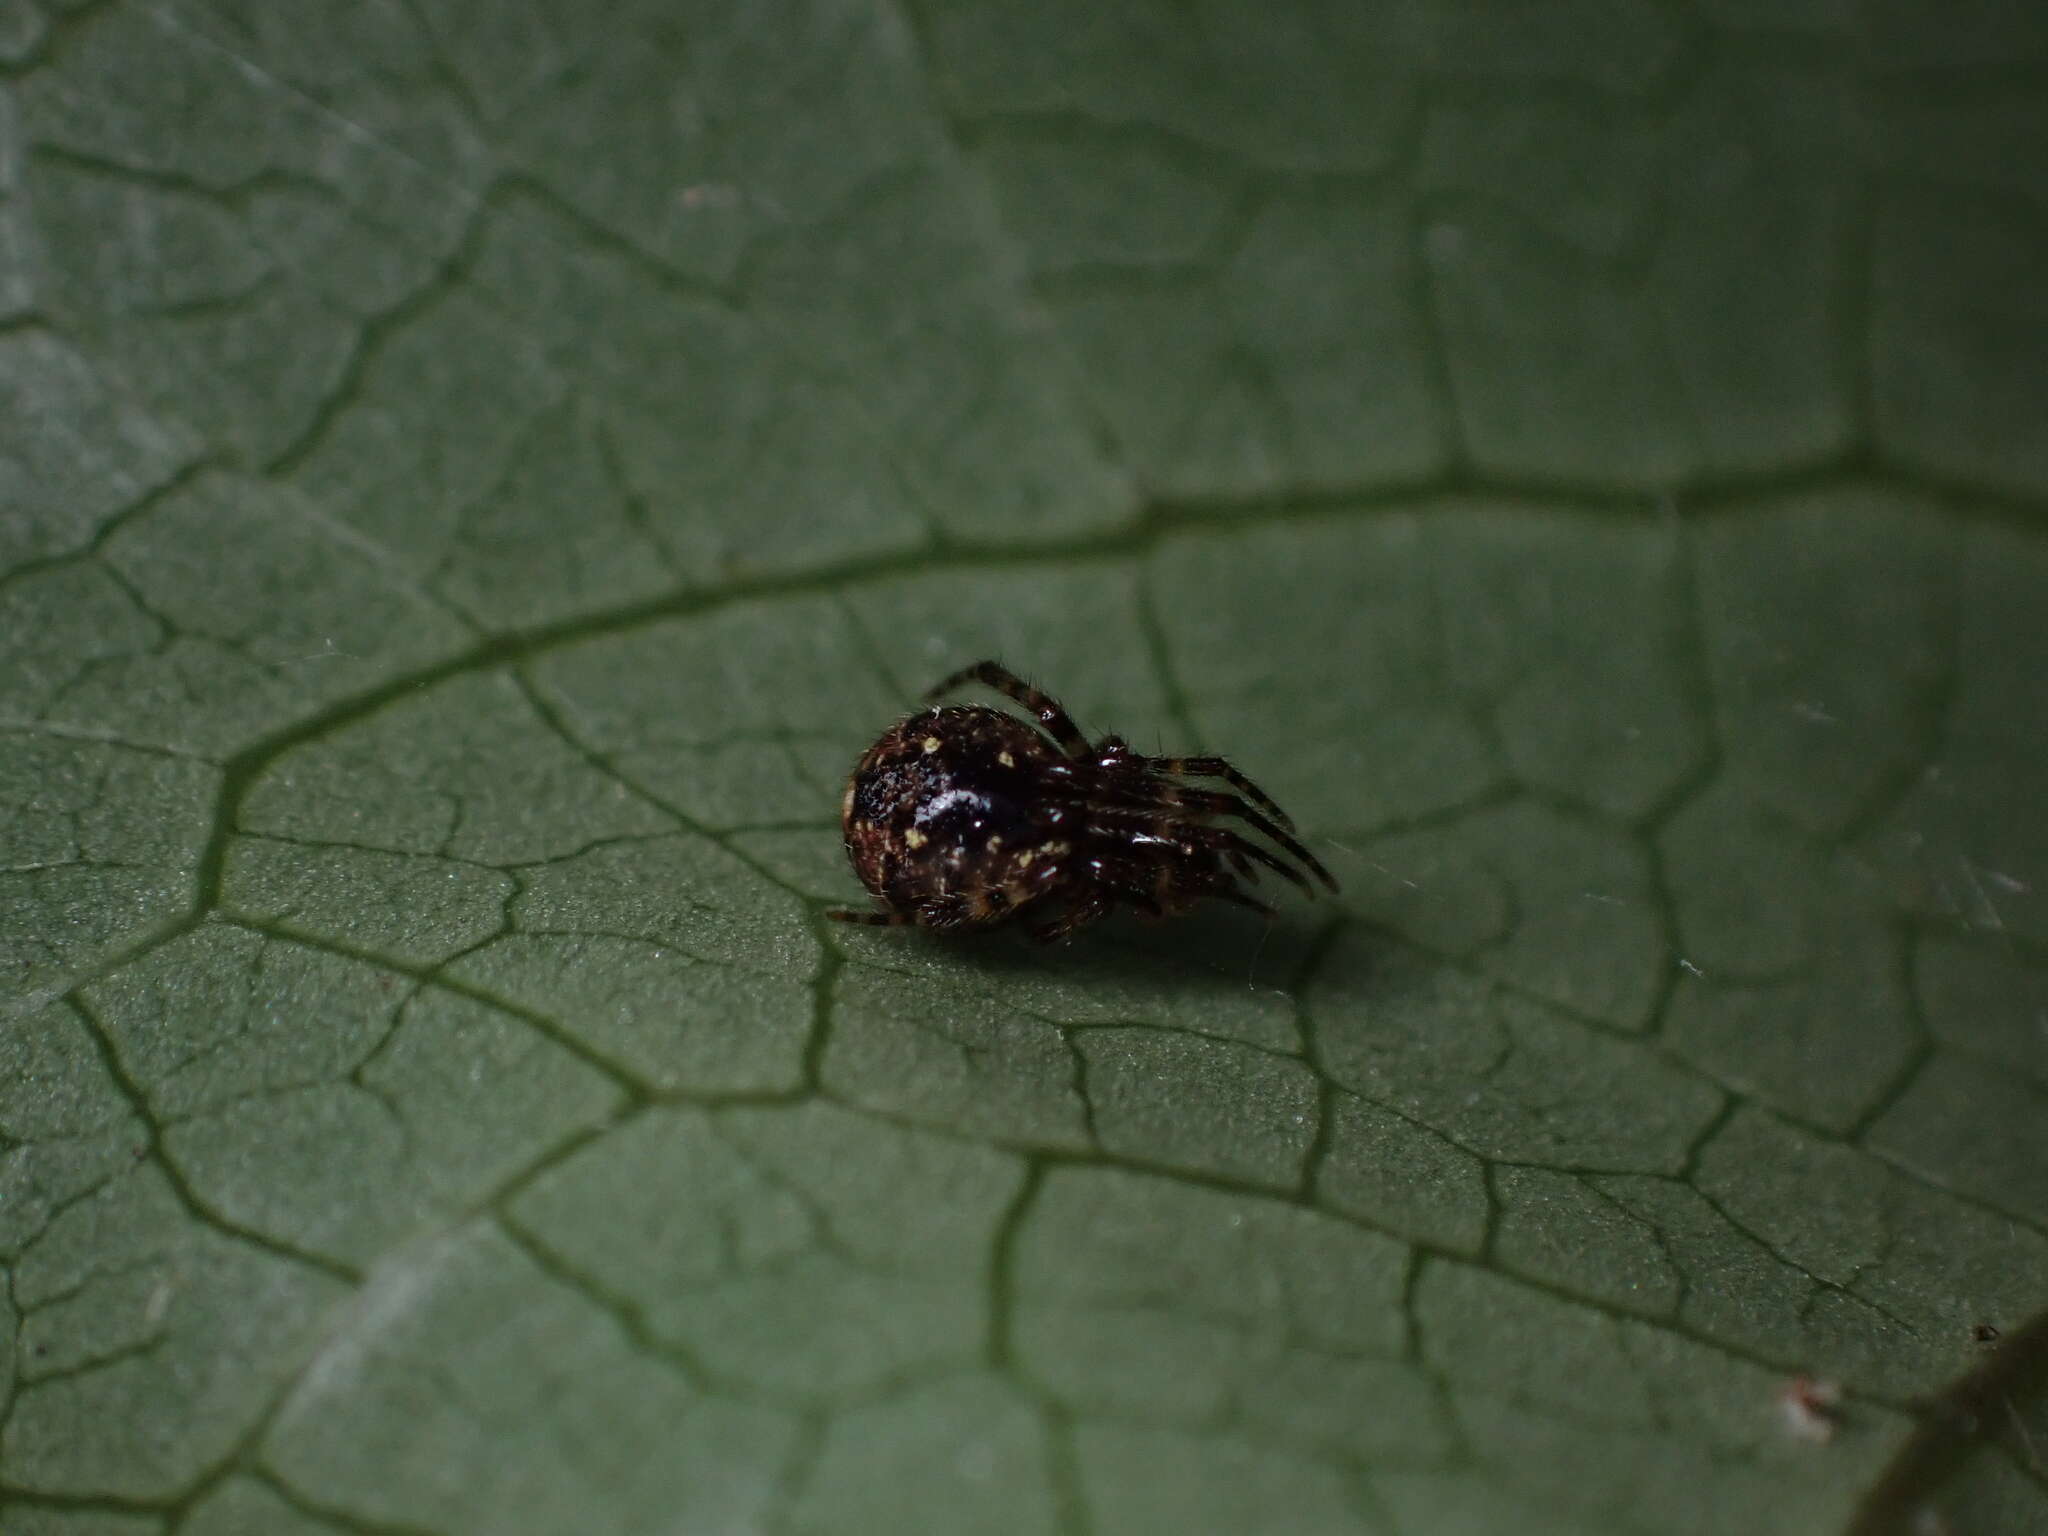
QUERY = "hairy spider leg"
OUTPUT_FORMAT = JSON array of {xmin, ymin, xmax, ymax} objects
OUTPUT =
[
  {"xmin": 827, "ymin": 907, "xmax": 915, "ymax": 926},
  {"xmin": 1144, "ymin": 755, "xmax": 1296, "ymax": 830},
  {"xmin": 1170, "ymin": 822, "xmax": 1319, "ymax": 895},
  {"xmin": 924, "ymin": 660, "xmax": 1091, "ymax": 757},
  {"xmin": 1209, "ymin": 885, "xmax": 1277, "ymax": 917},
  {"xmin": 1029, "ymin": 886, "xmax": 1114, "ymax": 943},
  {"xmin": 1172, "ymin": 789, "xmax": 1338, "ymax": 892},
  {"xmin": 1118, "ymin": 847, "xmax": 1265, "ymax": 920},
  {"xmin": 1062, "ymin": 805, "xmax": 1315, "ymax": 896},
  {"xmin": 1074, "ymin": 783, "xmax": 1339, "ymax": 894}
]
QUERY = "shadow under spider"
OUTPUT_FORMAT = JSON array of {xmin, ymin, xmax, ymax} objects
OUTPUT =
[{"xmin": 840, "ymin": 898, "xmax": 1337, "ymax": 1006}]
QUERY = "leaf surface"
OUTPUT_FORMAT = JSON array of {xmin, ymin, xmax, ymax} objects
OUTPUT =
[{"xmin": 3, "ymin": 3, "xmax": 2046, "ymax": 1533}]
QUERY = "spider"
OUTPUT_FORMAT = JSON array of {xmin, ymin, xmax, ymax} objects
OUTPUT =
[{"xmin": 831, "ymin": 660, "xmax": 1338, "ymax": 942}]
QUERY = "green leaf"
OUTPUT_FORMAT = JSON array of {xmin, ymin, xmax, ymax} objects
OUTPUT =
[{"xmin": 3, "ymin": 2, "xmax": 2046, "ymax": 1533}]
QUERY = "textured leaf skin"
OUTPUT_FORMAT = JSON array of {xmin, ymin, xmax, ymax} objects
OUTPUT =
[{"xmin": 2, "ymin": 3, "xmax": 2045, "ymax": 1534}]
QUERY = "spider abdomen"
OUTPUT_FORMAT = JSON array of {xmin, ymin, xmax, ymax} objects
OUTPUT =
[{"xmin": 841, "ymin": 705, "xmax": 1068, "ymax": 929}]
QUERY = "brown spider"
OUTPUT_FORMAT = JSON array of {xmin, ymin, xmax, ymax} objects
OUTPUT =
[{"xmin": 830, "ymin": 661, "xmax": 1338, "ymax": 942}]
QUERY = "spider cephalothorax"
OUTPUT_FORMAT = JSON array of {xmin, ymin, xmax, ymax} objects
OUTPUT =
[{"xmin": 831, "ymin": 661, "xmax": 1337, "ymax": 942}]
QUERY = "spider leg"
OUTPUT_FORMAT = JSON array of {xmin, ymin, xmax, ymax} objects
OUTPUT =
[
  {"xmin": 1145, "ymin": 755, "xmax": 1296, "ymax": 830},
  {"xmin": 1029, "ymin": 886, "xmax": 1112, "ymax": 943},
  {"xmin": 1210, "ymin": 885, "xmax": 1277, "ymax": 918},
  {"xmin": 1122, "ymin": 858, "xmax": 1262, "ymax": 921},
  {"xmin": 1171, "ymin": 824, "xmax": 1317, "ymax": 896},
  {"xmin": 828, "ymin": 907, "xmax": 914, "ymax": 926},
  {"xmin": 1156, "ymin": 787, "xmax": 1339, "ymax": 893},
  {"xmin": 924, "ymin": 660, "xmax": 1090, "ymax": 757},
  {"xmin": 1068, "ymin": 789, "xmax": 1339, "ymax": 895}
]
